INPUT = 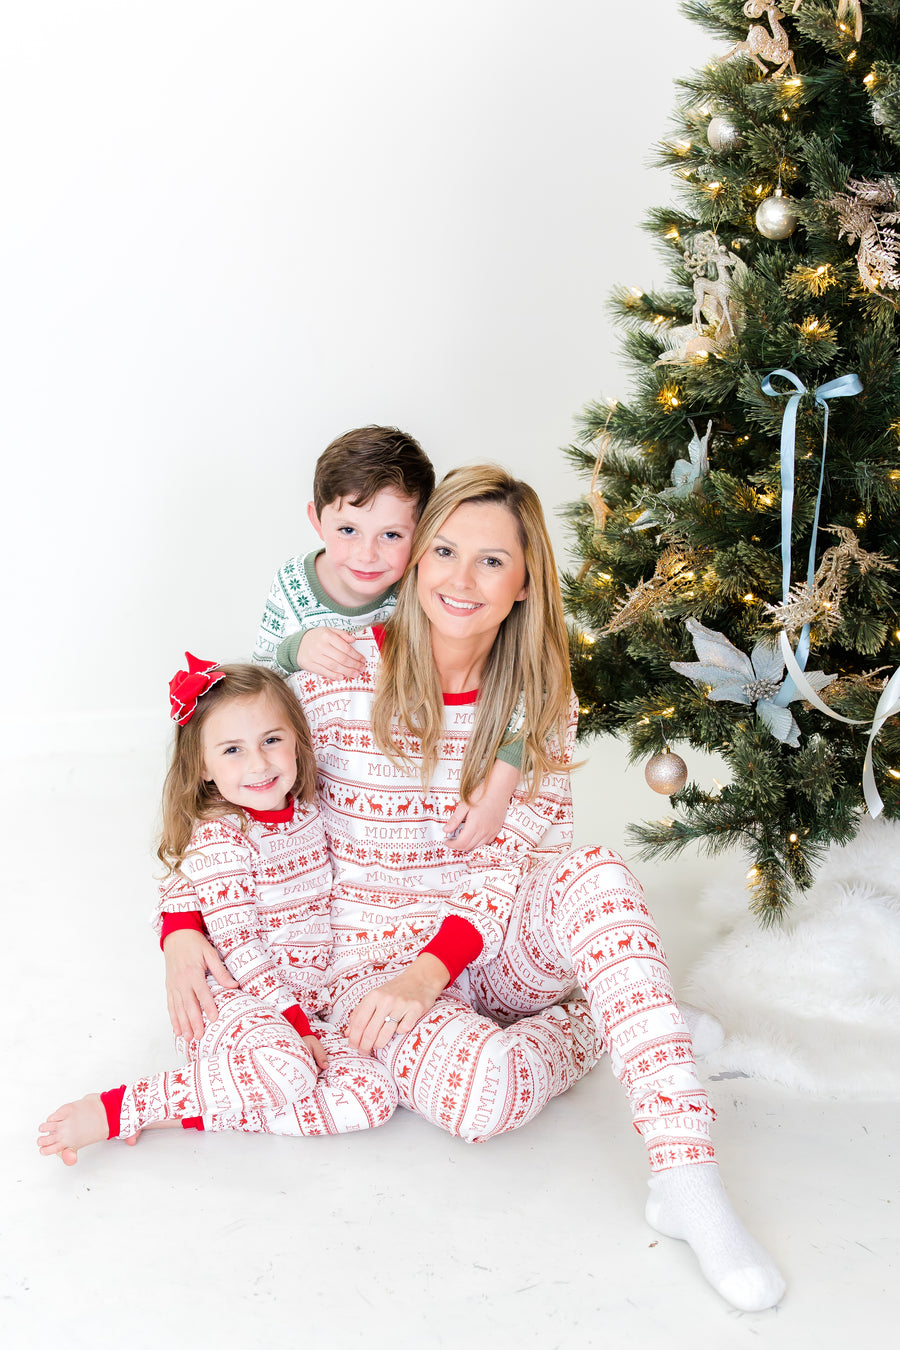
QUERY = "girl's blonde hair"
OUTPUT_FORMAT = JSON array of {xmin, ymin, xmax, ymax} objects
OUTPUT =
[
  {"xmin": 158, "ymin": 664, "xmax": 315, "ymax": 874},
  {"xmin": 372, "ymin": 464, "xmax": 573, "ymax": 801}
]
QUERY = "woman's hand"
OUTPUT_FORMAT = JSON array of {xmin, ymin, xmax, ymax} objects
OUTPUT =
[
  {"xmin": 346, "ymin": 955, "xmax": 449, "ymax": 1055},
  {"xmin": 163, "ymin": 929, "xmax": 239, "ymax": 1040}
]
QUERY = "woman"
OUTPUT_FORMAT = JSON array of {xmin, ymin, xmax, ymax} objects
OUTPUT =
[{"xmin": 163, "ymin": 465, "xmax": 785, "ymax": 1312}]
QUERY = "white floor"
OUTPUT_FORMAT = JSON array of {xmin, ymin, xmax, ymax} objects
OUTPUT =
[{"xmin": 3, "ymin": 733, "xmax": 896, "ymax": 1349}]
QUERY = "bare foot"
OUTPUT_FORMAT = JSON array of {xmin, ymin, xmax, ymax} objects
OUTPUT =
[{"xmin": 37, "ymin": 1094, "xmax": 108, "ymax": 1165}]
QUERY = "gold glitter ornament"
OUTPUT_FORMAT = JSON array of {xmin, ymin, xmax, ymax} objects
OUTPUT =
[
  {"xmin": 576, "ymin": 410, "xmax": 615, "ymax": 582},
  {"xmin": 604, "ymin": 546, "xmax": 704, "ymax": 634},
  {"xmin": 764, "ymin": 525, "xmax": 897, "ymax": 637},
  {"xmin": 825, "ymin": 177, "xmax": 900, "ymax": 293},
  {"xmin": 837, "ymin": 0, "xmax": 863, "ymax": 42},
  {"xmin": 721, "ymin": 3, "xmax": 798, "ymax": 80},
  {"xmin": 645, "ymin": 748, "xmax": 689, "ymax": 795},
  {"xmin": 756, "ymin": 189, "xmax": 799, "ymax": 239},
  {"xmin": 656, "ymin": 233, "xmax": 748, "ymax": 364},
  {"xmin": 707, "ymin": 115, "xmax": 743, "ymax": 152}
]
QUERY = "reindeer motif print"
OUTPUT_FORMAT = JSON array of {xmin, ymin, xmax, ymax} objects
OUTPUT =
[
  {"xmin": 722, "ymin": 2, "xmax": 797, "ymax": 79},
  {"xmin": 286, "ymin": 647, "xmax": 718, "ymax": 1168}
]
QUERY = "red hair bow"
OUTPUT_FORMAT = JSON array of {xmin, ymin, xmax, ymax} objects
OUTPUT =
[{"xmin": 169, "ymin": 652, "xmax": 225, "ymax": 726}]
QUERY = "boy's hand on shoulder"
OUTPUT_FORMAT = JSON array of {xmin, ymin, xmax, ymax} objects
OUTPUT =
[
  {"xmin": 443, "ymin": 796, "xmax": 506, "ymax": 851},
  {"xmin": 444, "ymin": 761, "xmax": 518, "ymax": 851},
  {"xmin": 298, "ymin": 627, "xmax": 364, "ymax": 678}
]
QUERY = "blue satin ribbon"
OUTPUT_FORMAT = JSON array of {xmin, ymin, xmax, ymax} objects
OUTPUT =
[
  {"xmin": 760, "ymin": 369, "xmax": 863, "ymax": 705},
  {"xmin": 761, "ymin": 368, "xmax": 900, "ymax": 817}
]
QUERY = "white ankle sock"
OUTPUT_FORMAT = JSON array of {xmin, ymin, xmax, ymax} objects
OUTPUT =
[
  {"xmin": 678, "ymin": 1003, "xmax": 725, "ymax": 1057},
  {"xmin": 646, "ymin": 1162, "xmax": 785, "ymax": 1312}
]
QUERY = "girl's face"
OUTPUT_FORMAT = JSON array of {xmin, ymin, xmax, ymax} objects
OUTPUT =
[
  {"xmin": 416, "ymin": 500, "xmax": 529, "ymax": 647},
  {"xmin": 200, "ymin": 692, "xmax": 298, "ymax": 812}
]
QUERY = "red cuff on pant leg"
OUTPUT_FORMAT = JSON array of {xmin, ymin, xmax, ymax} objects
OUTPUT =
[
  {"xmin": 181, "ymin": 1116, "xmax": 205, "ymax": 1131},
  {"xmin": 100, "ymin": 1085, "xmax": 126, "ymax": 1139}
]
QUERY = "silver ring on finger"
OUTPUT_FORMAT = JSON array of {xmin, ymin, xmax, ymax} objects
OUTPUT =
[{"xmin": 383, "ymin": 1014, "xmax": 400, "ymax": 1024}]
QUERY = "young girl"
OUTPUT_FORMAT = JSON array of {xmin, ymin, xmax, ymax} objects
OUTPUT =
[{"xmin": 37, "ymin": 656, "xmax": 397, "ymax": 1163}]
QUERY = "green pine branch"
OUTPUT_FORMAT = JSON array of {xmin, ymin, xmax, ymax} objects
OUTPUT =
[{"xmin": 561, "ymin": 0, "xmax": 900, "ymax": 921}]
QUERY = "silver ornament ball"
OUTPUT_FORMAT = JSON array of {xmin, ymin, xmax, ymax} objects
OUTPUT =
[
  {"xmin": 707, "ymin": 115, "xmax": 742, "ymax": 152},
  {"xmin": 755, "ymin": 192, "xmax": 799, "ymax": 240},
  {"xmin": 644, "ymin": 748, "xmax": 688, "ymax": 795}
]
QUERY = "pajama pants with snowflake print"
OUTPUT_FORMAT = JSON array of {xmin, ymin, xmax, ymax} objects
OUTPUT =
[
  {"xmin": 108, "ymin": 984, "xmax": 397, "ymax": 1138},
  {"xmin": 333, "ymin": 847, "xmax": 715, "ymax": 1170}
]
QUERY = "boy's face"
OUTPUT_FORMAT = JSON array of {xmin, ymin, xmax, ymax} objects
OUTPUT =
[{"xmin": 309, "ymin": 487, "xmax": 418, "ymax": 608}]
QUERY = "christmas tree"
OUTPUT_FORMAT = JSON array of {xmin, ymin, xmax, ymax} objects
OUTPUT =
[{"xmin": 563, "ymin": 0, "xmax": 900, "ymax": 921}]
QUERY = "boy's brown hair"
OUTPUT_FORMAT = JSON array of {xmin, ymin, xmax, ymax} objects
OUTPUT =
[{"xmin": 312, "ymin": 425, "xmax": 435, "ymax": 518}]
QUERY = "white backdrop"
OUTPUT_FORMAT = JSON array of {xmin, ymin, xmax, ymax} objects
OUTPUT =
[{"xmin": 2, "ymin": 0, "xmax": 705, "ymax": 749}]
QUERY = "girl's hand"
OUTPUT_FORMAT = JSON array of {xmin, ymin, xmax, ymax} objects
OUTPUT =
[
  {"xmin": 163, "ymin": 929, "xmax": 239, "ymax": 1041},
  {"xmin": 346, "ymin": 955, "xmax": 449, "ymax": 1055},
  {"xmin": 303, "ymin": 1034, "xmax": 329, "ymax": 1072},
  {"xmin": 297, "ymin": 627, "xmax": 364, "ymax": 678}
]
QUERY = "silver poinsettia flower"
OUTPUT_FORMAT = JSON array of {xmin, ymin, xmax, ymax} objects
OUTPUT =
[{"xmin": 671, "ymin": 618, "xmax": 835, "ymax": 748}]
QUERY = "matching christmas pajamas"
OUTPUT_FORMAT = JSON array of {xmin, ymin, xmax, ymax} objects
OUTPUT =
[
  {"xmin": 120, "ymin": 799, "xmax": 397, "ymax": 1137},
  {"xmin": 285, "ymin": 631, "xmax": 715, "ymax": 1169}
]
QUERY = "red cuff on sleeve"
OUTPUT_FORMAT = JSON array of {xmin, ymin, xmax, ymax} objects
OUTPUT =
[
  {"xmin": 421, "ymin": 915, "xmax": 485, "ymax": 985},
  {"xmin": 100, "ymin": 1085, "xmax": 126, "ymax": 1139},
  {"xmin": 159, "ymin": 910, "xmax": 206, "ymax": 951},
  {"xmin": 182, "ymin": 1115, "xmax": 205, "ymax": 1131},
  {"xmin": 282, "ymin": 1005, "xmax": 314, "ymax": 1039}
]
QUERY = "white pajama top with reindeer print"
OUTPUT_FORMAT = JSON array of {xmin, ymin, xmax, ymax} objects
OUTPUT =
[
  {"xmin": 289, "ymin": 628, "xmax": 575, "ymax": 1023},
  {"xmin": 157, "ymin": 798, "xmax": 334, "ymax": 1028}
]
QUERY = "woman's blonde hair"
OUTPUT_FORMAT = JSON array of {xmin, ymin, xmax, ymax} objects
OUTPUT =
[
  {"xmin": 372, "ymin": 464, "xmax": 573, "ymax": 800},
  {"xmin": 157, "ymin": 664, "xmax": 316, "ymax": 874}
]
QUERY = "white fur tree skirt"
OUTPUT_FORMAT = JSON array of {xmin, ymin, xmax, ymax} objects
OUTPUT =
[{"xmin": 685, "ymin": 817, "xmax": 900, "ymax": 1099}]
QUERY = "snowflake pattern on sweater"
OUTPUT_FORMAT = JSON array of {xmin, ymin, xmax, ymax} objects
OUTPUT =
[{"xmin": 251, "ymin": 549, "xmax": 398, "ymax": 671}]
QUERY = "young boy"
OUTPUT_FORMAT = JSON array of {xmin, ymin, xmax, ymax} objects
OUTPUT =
[
  {"xmin": 252, "ymin": 425, "xmax": 433, "ymax": 678},
  {"xmin": 252, "ymin": 424, "xmax": 521, "ymax": 851}
]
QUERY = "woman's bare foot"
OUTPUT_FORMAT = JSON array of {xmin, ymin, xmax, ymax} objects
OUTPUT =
[{"xmin": 37, "ymin": 1094, "xmax": 108, "ymax": 1165}]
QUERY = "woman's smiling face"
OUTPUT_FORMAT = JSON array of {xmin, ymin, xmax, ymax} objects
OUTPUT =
[{"xmin": 415, "ymin": 499, "xmax": 529, "ymax": 646}]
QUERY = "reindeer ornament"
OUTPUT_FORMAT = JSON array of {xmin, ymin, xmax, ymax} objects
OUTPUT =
[{"xmin": 722, "ymin": 2, "xmax": 798, "ymax": 79}]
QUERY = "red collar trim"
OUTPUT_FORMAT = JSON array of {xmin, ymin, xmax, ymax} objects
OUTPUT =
[
  {"xmin": 371, "ymin": 625, "xmax": 477, "ymax": 704},
  {"xmin": 244, "ymin": 797, "xmax": 295, "ymax": 825}
]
